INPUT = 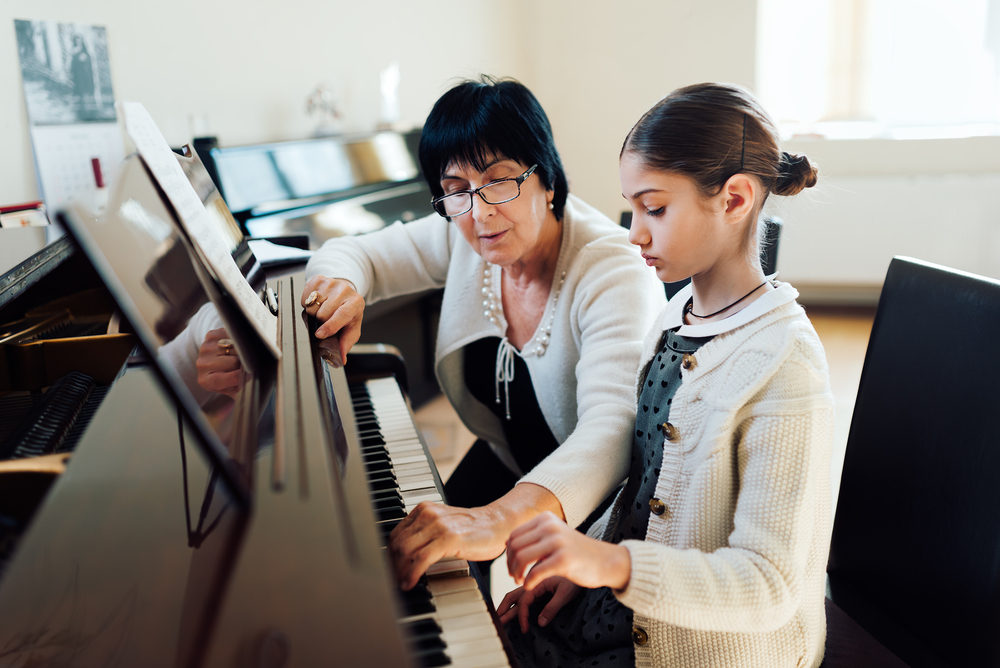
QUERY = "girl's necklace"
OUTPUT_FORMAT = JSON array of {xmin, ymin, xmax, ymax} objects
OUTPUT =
[{"xmin": 685, "ymin": 279, "xmax": 769, "ymax": 320}]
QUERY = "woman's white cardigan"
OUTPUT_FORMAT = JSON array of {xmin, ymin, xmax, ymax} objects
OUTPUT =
[
  {"xmin": 589, "ymin": 282, "xmax": 835, "ymax": 668},
  {"xmin": 306, "ymin": 195, "xmax": 665, "ymax": 527}
]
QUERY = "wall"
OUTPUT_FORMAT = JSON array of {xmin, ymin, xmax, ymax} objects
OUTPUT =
[
  {"xmin": 519, "ymin": 0, "xmax": 758, "ymax": 223},
  {"xmin": 0, "ymin": 0, "xmax": 528, "ymax": 205},
  {"xmin": 4, "ymin": 1, "xmax": 998, "ymax": 292},
  {"xmin": 770, "ymin": 137, "xmax": 1000, "ymax": 297}
]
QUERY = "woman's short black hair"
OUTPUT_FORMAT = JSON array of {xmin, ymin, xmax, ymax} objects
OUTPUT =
[{"xmin": 419, "ymin": 76, "xmax": 569, "ymax": 220}]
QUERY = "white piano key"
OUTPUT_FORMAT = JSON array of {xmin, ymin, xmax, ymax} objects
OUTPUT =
[
  {"xmin": 438, "ymin": 611, "xmax": 496, "ymax": 633},
  {"xmin": 401, "ymin": 493, "xmax": 437, "ymax": 506},
  {"xmin": 426, "ymin": 558, "xmax": 470, "ymax": 578},
  {"xmin": 448, "ymin": 649, "xmax": 510, "ymax": 668},
  {"xmin": 441, "ymin": 621, "xmax": 500, "ymax": 644},
  {"xmin": 445, "ymin": 636, "xmax": 504, "ymax": 658},
  {"xmin": 358, "ymin": 379, "xmax": 512, "ymax": 666},
  {"xmin": 427, "ymin": 576, "xmax": 480, "ymax": 596},
  {"xmin": 393, "ymin": 454, "xmax": 435, "ymax": 466}
]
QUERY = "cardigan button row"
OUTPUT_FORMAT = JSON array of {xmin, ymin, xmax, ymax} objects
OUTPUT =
[
  {"xmin": 649, "ymin": 498, "xmax": 667, "ymax": 516},
  {"xmin": 632, "ymin": 626, "xmax": 649, "ymax": 646},
  {"xmin": 662, "ymin": 422, "xmax": 680, "ymax": 442},
  {"xmin": 681, "ymin": 353, "xmax": 697, "ymax": 371}
]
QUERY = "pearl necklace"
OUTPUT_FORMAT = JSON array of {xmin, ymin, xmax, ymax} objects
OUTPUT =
[{"xmin": 481, "ymin": 263, "xmax": 566, "ymax": 357}]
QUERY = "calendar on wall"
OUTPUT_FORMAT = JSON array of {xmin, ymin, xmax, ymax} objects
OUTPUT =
[
  {"xmin": 29, "ymin": 124, "xmax": 125, "ymax": 211},
  {"xmin": 15, "ymin": 20, "xmax": 125, "ymax": 211}
]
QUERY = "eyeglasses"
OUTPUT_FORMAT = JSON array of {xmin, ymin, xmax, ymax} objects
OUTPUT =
[{"xmin": 431, "ymin": 164, "xmax": 537, "ymax": 218}]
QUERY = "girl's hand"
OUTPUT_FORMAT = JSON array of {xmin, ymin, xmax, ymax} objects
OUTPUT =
[
  {"xmin": 497, "ymin": 576, "xmax": 580, "ymax": 634},
  {"xmin": 300, "ymin": 276, "xmax": 365, "ymax": 361},
  {"xmin": 506, "ymin": 511, "xmax": 632, "ymax": 592}
]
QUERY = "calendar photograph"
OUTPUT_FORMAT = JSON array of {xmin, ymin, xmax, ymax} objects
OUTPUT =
[{"xmin": 15, "ymin": 19, "xmax": 116, "ymax": 125}]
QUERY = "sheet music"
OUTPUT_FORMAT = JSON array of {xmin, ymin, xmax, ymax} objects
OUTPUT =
[{"xmin": 119, "ymin": 102, "xmax": 280, "ymax": 358}]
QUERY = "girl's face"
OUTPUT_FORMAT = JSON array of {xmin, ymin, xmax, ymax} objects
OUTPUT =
[
  {"xmin": 440, "ymin": 157, "xmax": 555, "ymax": 268},
  {"xmin": 619, "ymin": 151, "xmax": 729, "ymax": 284}
]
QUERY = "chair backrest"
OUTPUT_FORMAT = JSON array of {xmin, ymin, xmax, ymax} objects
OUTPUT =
[{"xmin": 828, "ymin": 256, "xmax": 1000, "ymax": 667}]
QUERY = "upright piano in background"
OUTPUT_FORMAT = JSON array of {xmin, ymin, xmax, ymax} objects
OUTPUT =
[
  {"xmin": 0, "ymin": 141, "xmax": 515, "ymax": 667},
  {"xmin": 199, "ymin": 129, "xmax": 442, "ymax": 407}
]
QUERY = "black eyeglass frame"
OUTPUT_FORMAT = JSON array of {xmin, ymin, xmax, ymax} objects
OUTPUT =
[{"xmin": 431, "ymin": 164, "xmax": 538, "ymax": 218}]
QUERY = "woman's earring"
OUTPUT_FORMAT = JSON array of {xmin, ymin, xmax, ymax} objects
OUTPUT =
[{"xmin": 548, "ymin": 201, "xmax": 554, "ymax": 210}]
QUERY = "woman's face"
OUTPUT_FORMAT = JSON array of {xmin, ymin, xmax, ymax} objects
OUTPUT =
[
  {"xmin": 619, "ymin": 151, "xmax": 729, "ymax": 284},
  {"xmin": 440, "ymin": 157, "xmax": 554, "ymax": 268}
]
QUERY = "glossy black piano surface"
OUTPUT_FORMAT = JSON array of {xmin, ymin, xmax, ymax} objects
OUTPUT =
[{"xmin": 0, "ymin": 148, "xmax": 515, "ymax": 667}]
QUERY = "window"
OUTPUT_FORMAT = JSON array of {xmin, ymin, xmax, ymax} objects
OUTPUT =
[{"xmin": 757, "ymin": 0, "xmax": 1000, "ymax": 139}]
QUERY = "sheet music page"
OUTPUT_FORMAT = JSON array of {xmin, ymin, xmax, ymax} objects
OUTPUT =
[{"xmin": 119, "ymin": 101, "xmax": 280, "ymax": 358}]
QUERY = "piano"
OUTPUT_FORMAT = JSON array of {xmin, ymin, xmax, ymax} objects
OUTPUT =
[
  {"xmin": 0, "ymin": 136, "xmax": 516, "ymax": 666},
  {"xmin": 200, "ymin": 129, "xmax": 442, "ymax": 408}
]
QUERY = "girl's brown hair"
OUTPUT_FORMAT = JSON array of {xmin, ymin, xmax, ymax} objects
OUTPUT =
[{"xmin": 622, "ymin": 83, "xmax": 817, "ymax": 264}]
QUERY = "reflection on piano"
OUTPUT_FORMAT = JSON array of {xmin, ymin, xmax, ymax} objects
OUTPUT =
[{"xmin": 0, "ymin": 133, "xmax": 516, "ymax": 667}]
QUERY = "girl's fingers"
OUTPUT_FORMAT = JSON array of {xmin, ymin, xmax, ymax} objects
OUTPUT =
[
  {"xmin": 517, "ymin": 588, "xmax": 539, "ymax": 634},
  {"xmin": 496, "ymin": 587, "xmax": 523, "ymax": 621}
]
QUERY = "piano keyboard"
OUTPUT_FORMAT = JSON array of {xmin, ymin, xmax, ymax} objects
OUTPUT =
[
  {"xmin": 0, "ymin": 371, "xmax": 97, "ymax": 460},
  {"xmin": 349, "ymin": 377, "xmax": 513, "ymax": 668}
]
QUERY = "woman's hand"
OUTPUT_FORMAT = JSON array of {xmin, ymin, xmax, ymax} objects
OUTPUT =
[
  {"xmin": 506, "ymin": 511, "xmax": 632, "ymax": 592},
  {"xmin": 195, "ymin": 328, "xmax": 242, "ymax": 397},
  {"xmin": 300, "ymin": 276, "xmax": 365, "ymax": 361},
  {"xmin": 498, "ymin": 576, "xmax": 580, "ymax": 634},
  {"xmin": 388, "ymin": 502, "xmax": 510, "ymax": 591},
  {"xmin": 388, "ymin": 483, "xmax": 565, "ymax": 591}
]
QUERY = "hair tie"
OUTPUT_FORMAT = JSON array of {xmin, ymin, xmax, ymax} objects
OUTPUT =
[{"xmin": 780, "ymin": 151, "xmax": 806, "ymax": 173}]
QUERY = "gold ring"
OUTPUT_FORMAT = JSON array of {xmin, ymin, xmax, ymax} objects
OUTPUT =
[
  {"xmin": 219, "ymin": 338, "xmax": 234, "ymax": 355},
  {"xmin": 304, "ymin": 290, "xmax": 321, "ymax": 307}
]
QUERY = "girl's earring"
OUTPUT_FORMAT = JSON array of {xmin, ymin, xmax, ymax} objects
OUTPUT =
[{"xmin": 548, "ymin": 201, "xmax": 554, "ymax": 210}]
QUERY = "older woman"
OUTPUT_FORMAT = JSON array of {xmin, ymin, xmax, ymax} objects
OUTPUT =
[{"xmin": 302, "ymin": 77, "xmax": 665, "ymax": 589}]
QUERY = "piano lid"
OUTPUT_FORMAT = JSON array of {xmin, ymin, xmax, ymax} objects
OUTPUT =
[{"xmin": 57, "ymin": 153, "xmax": 267, "ymax": 506}]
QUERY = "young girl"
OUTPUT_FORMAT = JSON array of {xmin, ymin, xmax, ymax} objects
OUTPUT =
[{"xmin": 497, "ymin": 83, "xmax": 834, "ymax": 667}]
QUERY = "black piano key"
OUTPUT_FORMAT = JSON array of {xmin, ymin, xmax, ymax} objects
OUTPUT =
[
  {"xmin": 370, "ymin": 488, "xmax": 403, "ymax": 503},
  {"xmin": 405, "ymin": 618, "xmax": 444, "ymax": 638},
  {"xmin": 363, "ymin": 451, "xmax": 390, "ymax": 465},
  {"xmin": 365, "ymin": 461, "xmax": 391, "ymax": 474},
  {"xmin": 377, "ymin": 506, "xmax": 407, "ymax": 522},
  {"xmin": 373, "ymin": 496, "xmax": 404, "ymax": 511},
  {"xmin": 367, "ymin": 475, "xmax": 398, "ymax": 492},
  {"xmin": 379, "ymin": 519, "xmax": 402, "ymax": 538},
  {"xmin": 414, "ymin": 650, "xmax": 451, "ymax": 667}
]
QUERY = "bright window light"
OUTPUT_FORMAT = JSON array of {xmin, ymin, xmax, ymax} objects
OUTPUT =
[{"xmin": 757, "ymin": 0, "xmax": 1000, "ymax": 139}]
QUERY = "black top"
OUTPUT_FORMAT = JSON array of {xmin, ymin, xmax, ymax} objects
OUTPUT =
[
  {"xmin": 464, "ymin": 337, "xmax": 559, "ymax": 474},
  {"xmin": 606, "ymin": 328, "xmax": 713, "ymax": 543}
]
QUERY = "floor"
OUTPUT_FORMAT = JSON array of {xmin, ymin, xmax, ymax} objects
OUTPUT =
[{"xmin": 413, "ymin": 305, "xmax": 876, "ymax": 606}]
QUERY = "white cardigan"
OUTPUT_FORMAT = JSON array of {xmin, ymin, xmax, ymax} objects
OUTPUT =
[
  {"xmin": 306, "ymin": 195, "xmax": 666, "ymax": 527},
  {"xmin": 588, "ymin": 282, "xmax": 835, "ymax": 668}
]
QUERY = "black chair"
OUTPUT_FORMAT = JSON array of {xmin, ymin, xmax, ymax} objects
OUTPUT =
[
  {"xmin": 619, "ymin": 213, "xmax": 782, "ymax": 299},
  {"xmin": 824, "ymin": 256, "xmax": 1000, "ymax": 667}
]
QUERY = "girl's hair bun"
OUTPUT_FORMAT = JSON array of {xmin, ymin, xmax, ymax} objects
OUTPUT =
[{"xmin": 774, "ymin": 151, "xmax": 818, "ymax": 196}]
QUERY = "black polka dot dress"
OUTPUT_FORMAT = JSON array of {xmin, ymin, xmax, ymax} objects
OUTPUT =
[{"xmin": 504, "ymin": 329, "xmax": 712, "ymax": 667}]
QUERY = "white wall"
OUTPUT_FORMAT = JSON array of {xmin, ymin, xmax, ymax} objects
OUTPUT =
[
  {"xmin": 0, "ymin": 0, "xmax": 528, "ymax": 204},
  {"xmin": 520, "ymin": 0, "xmax": 757, "ymax": 223},
  {"xmin": 4, "ymin": 0, "xmax": 999, "ymax": 292},
  {"xmin": 770, "ymin": 136, "xmax": 1000, "ymax": 294},
  {"xmin": 2, "ymin": 0, "xmax": 756, "ymax": 217}
]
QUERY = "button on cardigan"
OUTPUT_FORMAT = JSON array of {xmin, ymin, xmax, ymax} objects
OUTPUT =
[{"xmin": 588, "ymin": 282, "xmax": 836, "ymax": 668}]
